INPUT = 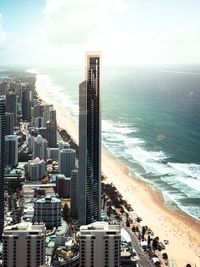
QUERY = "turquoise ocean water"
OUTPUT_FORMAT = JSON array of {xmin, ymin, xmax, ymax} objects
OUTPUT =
[{"xmin": 34, "ymin": 65, "xmax": 200, "ymax": 221}]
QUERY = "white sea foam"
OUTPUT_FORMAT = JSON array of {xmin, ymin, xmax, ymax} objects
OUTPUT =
[
  {"xmin": 35, "ymin": 70, "xmax": 200, "ymax": 221},
  {"xmin": 167, "ymin": 162, "xmax": 200, "ymax": 180},
  {"xmin": 36, "ymin": 73, "xmax": 78, "ymax": 121}
]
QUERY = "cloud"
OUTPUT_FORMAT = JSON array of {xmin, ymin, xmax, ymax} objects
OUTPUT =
[{"xmin": 43, "ymin": 0, "xmax": 129, "ymax": 44}]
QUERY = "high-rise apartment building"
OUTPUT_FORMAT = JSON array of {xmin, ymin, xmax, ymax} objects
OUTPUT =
[
  {"xmin": 27, "ymin": 157, "xmax": 46, "ymax": 181},
  {"xmin": 0, "ymin": 96, "xmax": 5, "ymax": 237},
  {"xmin": 22, "ymin": 89, "xmax": 32, "ymax": 121},
  {"xmin": 6, "ymin": 92, "xmax": 17, "ymax": 125},
  {"xmin": 5, "ymin": 112, "xmax": 15, "ymax": 135},
  {"xmin": 5, "ymin": 135, "xmax": 18, "ymax": 167},
  {"xmin": 59, "ymin": 148, "xmax": 76, "ymax": 177},
  {"xmin": 79, "ymin": 222, "xmax": 120, "ymax": 267},
  {"xmin": 2, "ymin": 222, "xmax": 46, "ymax": 267},
  {"xmin": 33, "ymin": 135, "xmax": 47, "ymax": 161},
  {"xmin": 46, "ymin": 121, "xmax": 57, "ymax": 148},
  {"xmin": 78, "ymin": 52, "xmax": 101, "ymax": 225},
  {"xmin": 34, "ymin": 196, "xmax": 61, "ymax": 227}
]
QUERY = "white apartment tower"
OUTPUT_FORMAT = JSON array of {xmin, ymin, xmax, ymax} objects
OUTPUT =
[
  {"xmin": 28, "ymin": 157, "xmax": 46, "ymax": 180},
  {"xmin": 79, "ymin": 222, "xmax": 120, "ymax": 267},
  {"xmin": 33, "ymin": 134, "xmax": 47, "ymax": 161},
  {"xmin": 2, "ymin": 222, "xmax": 46, "ymax": 267}
]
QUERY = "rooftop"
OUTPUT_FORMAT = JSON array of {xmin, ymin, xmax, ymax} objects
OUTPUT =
[{"xmin": 80, "ymin": 221, "xmax": 120, "ymax": 232}]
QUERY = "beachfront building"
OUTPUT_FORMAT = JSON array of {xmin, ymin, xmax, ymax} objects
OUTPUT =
[
  {"xmin": 22, "ymin": 88, "xmax": 32, "ymax": 121},
  {"xmin": 80, "ymin": 222, "xmax": 120, "ymax": 267},
  {"xmin": 0, "ymin": 96, "xmax": 6, "ymax": 237},
  {"xmin": 33, "ymin": 134, "xmax": 47, "ymax": 161},
  {"xmin": 33, "ymin": 103, "xmax": 44, "ymax": 118},
  {"xmin": 78, "ymin": 52, "xmax": 101, "ymax": 225},
  {"xmin": 46, "ymin": 120, "xmax": 57, "ymax": 148},
  {"xmin": 34, "ymin": 196, "xmax": 61, "ymax": 227},
  {"xmin": 2, "ymin": 222, "xmax": 46, "ymax": 267},
  {"xmin": 27, "ymin": 157, "xmax": 46, "ymax": 180},
  {"xmin": 5, "ymin": 134, "xmax": 18, "ymax": 167},
  {"xmin": 59, "ymin": 148, "xmax": 76, "ymax": 177}
]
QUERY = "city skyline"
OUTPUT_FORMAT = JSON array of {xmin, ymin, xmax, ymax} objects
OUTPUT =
[{"xmin": 0, "ymin": 0, "xmax": 200, "ymax": 66}]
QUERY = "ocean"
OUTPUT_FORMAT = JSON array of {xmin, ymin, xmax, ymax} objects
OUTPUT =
[{"xmin": 32, "ymin": 65, "xmax": 200, "ymax": 221}]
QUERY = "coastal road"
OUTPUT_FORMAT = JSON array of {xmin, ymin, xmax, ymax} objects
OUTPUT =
[{"xmin": 125, "ymin": 227, "xmax": 155, "ymax": 267}]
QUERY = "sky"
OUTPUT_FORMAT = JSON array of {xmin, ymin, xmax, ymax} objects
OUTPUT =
[{"xmin": 0, "ymin": 0, "xmax": 200, "ymax": 66}]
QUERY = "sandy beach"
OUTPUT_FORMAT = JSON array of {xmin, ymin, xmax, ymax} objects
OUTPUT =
[{"xmin": 36, "ymin": 77, "xmax": 200, "ymax": 266}]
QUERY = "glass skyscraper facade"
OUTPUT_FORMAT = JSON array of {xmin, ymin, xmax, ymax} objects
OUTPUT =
[
  {"xmin": 78, "ymin": 52, "xmax": 101, "ymax": 225},
  {"xmin": 0, "ymin": 96, "xmax": 6, "ymax": 237}
]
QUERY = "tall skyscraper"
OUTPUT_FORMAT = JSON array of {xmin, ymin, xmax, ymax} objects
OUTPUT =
[
  {"xmin": 5, "ymin": 112, "xmax": 14, "ymax": 135},
  {"xmin": 78, "ymin": 52, "xmax": 101, "ymax": 225},
  {"xmin": 22, "ymin": 89, "xmax": 32, "ymax": 121},
  {"xmin": 0, "ymin": 96, "xmax": 5, "ymax": 237},
  {"xmin": 6, "ymin": 92, "xmax": 17, "ymax": 126},
  {"xmin": 46, "ymin": 107, "xmax": 57, "ymax": 148}
]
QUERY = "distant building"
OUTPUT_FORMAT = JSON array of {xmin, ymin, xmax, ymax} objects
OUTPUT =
[
  {"xmin": 27, "ymin": 134, "xmax": 34, "ymax": 153},
  {"xmin": 0, "ymin": 96, "xmax": 5, "ymax": 236},
  {"xmin": 58, "ymin": 141, "xmax": 70, "ymax": 150},
  {"xmin": 33, "ymin": 103, "xmax": 44, "ymax": 118},
  {"xmin": 0, "ymin": 82, "xmax": 8, "ymax": 95},
  {"xmin": 79, "ymin": 222, "xmax": 120, "ymax": 267},
  {"xmin": 6, "ymin": 92, "xmax": 17, "ymax": 125},
  {"xmin": 33, "ymin": 135, "xmax": 47, "ymax": 161},
  {"xmin": 56, "ymin": 174, "xmax": 71, "ymax": 198},
  {"xmin": 59, "ymin": 148, "xmax": 76, "ymax": 177},
  {"xmin": 78, "ymin": 52, "xmax": 101, "ymax": 225},
  {"xmin": 5, "ymin": 112, "xmax": 14, "ymax": 135},
  {"xmin": 71, "ymin": 168, "xmax": 78, "ymax": 219},
  {"xmin": 34, "ymin": 196, "xmax": 61, "ymax": 227},
  {"xmin": 28, "ymin": 157, "xmax": 46, "ymax": 180},
  {"xmin": 5, "ymin": 135, "xmax": 18, "ymax": 167},
  {"xmin": 34, "ymin": 117, "xmax": 44, "ymax": 128},
  {"xmin": 38, "ymin": 127, "xmax": 47, "ymax": 139},
  {"xmin": 22, "ymin": 89, "xmax": 32, "ymax": 121},
  {"xmin": 47, "ymin": 147, "xmax": 59, "ymax": 161},
  {"xmin": 2, "ymin": 222, "xmax": 46, "ymax": 267},
  {"xmin": 46, "ymin": 121, "xmax": 57, "ymax": 148},
  {"xmin": 43, "ymin": 104, "xmax": 53, "ymax": 125}
]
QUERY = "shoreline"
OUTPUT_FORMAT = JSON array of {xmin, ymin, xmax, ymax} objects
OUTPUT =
[{"xmin": 35, "ymin": 73, "xmax": 200, "ymax": 266}]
